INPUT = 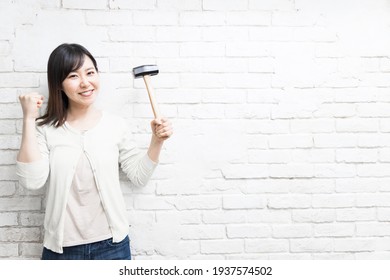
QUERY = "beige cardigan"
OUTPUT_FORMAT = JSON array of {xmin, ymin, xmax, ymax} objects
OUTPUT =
[{"xmin": 16, "ymin": 112, "xmax": 157, "ymax": 253}]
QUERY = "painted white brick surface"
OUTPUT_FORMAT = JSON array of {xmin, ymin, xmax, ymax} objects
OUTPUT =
[{"xmin": 1, "ymin": 0, "xmax": 390, "ymax": 260}]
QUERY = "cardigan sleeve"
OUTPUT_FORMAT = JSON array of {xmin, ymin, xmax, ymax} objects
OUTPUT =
[
  {"xmin": 16, "ymin": 124, "xmax": 50, "ymax": 190},
  {"xmin": 117, "ymin": 119, "xmax": 158, "ymax": 187}
]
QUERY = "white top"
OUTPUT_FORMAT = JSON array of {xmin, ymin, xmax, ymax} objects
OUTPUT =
[
  {"xmin": 63, "ymin": 152, "xmax": 112, "ymax": 247},
  {"xmin": 16, "ymin": 112, "xmax": 157, "ymax": 253}
]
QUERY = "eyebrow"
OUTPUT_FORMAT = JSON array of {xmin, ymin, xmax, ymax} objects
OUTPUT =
[{"xmin": 85, "ymin": 67, "xmax": 95, "ymax": 71}]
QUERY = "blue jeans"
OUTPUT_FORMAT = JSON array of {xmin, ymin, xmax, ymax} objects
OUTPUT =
[{"xmin": 41, "ymin": 236, "xmax": 131, "ymax": 260}]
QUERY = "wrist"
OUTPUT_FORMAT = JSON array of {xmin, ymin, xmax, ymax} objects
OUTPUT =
[
  {"xmin": 151, "ymin": 135, "xmax": 164, "ymax": 145},
  {"xmin": 23, "ymin": 117, "xmax": 36, "ymax": 124}
]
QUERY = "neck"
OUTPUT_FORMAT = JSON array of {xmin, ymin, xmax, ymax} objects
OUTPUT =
[{"xmin": 67, "ymin": 105, "xmax": 98, "ymax": 122}]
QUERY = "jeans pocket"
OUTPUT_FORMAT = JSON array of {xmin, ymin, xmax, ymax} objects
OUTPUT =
[{"xmin": 105, "ymin": 235, "xmax": 129, "ymax": 247}]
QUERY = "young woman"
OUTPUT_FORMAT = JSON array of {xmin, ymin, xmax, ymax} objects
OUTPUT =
[{"xmin": 16, "ymin": 43, "xmax": 172, "ymax": 260}]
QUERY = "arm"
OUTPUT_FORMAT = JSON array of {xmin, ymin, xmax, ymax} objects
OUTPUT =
[
  {"xmin": 147, "ymin": 117, "xmax": 173, "ymax": 162},
  {"xmin": 17, "ymin": 93, "xmax": 44, "ymax": 162},
  {"xmin": 118, "ymin": 117, "xmax": 172, "ymax": 187},
  {"xmin": 16, "ymin": 93, "xmax": 49, "ymax": 190}
]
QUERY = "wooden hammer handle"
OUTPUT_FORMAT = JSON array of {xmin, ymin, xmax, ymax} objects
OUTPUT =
[{"xmin": 142, "ymin": 75, "xmax": 161, "ymax": 119}]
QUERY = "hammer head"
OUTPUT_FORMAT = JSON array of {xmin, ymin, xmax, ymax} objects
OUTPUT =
[{"xmin": 133, "ymin": 65, "xmax": 159, "ymax": 79}]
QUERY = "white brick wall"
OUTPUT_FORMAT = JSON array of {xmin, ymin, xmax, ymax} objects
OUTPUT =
[{"xmin": 1, "ymin": 0, "xmax": 390, "ymax": 260}]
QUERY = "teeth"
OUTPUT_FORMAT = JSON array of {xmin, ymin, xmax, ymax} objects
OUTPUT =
[{"xmin": 80, "ymin": 90, "xmax": 93, "ymax": 96}]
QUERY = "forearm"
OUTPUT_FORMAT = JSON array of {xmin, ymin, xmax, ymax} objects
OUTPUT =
[
  {"xmin": 17, "ymin": 119, "xmax": 42, "ymax": 163},
  {"xmin": 147, "ymin": 135, "xmax": 164, "ymax": 163}
]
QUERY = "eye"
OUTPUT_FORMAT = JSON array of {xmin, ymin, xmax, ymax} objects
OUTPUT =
[
  {"xmin": 67, "ymin": 74, "xmax": 78, "ymax": 79},
  {"xmin": 87, "ymin": 70, "xmax": 96, "ymax": 75}
]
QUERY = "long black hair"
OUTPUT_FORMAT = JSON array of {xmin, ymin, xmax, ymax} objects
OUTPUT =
[{"xmin": 37, "ymin": 43, "xmax": 98, "ymax": 127}]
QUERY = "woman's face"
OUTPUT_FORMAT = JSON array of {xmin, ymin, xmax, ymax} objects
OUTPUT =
[{"xmin": 61, "ymin": 56, "xmax": 100, "ymax": 110}]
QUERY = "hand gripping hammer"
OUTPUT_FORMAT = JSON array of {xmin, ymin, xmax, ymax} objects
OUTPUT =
[{"xmin": 132, "ymin": 65, "xmax": 161, "ymax": 119}]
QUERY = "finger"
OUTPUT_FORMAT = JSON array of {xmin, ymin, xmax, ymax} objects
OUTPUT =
[{"xmin": 152, "ymin": 118, "xmax": 163, "ymax": 126}]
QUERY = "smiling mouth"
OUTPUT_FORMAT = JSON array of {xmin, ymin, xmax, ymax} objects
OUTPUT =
[{"xmin": 79, "ymin": 89, "xmax": 94, "ymax": 97}]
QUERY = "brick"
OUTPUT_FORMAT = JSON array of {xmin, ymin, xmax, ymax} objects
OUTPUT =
[
  {"xmin": 378, "ymin": 209, "xmax": 390, "ymax": 222},
  {"xmin": 133, "ymin": 196, "xmax": 173, "ymax": 210},
  {"xmin": 226, "ymin": 42, "xmax": 270, "ymax": 57},
  {"xmin": 312, "ymin": 194, "xmax": 355, "ymax": 208},
  {"xmin": 314, "ymin": 134, "xmax": 357, "ymax": 148},
  {"xmin": 336, "ymin": 119, "xmax": 379, "ymax": 133},
  {"xmin": 109, "ymin": 0, "xmax": 155, "ymax": 10},
  {"xmin": 156, "ymin": 27, "xmax": 202, "ymax": 42},
  {"xmin": 246, "ymin": 239, "xmax": 288, "ymax": 253},
  {"xmin": 109, "ymin": 26, "xmax": 155, "ymax": 42},
  {"xmin": 248, "ymin": 58, "xmax": 275, "ymax": 73},
  {"xmin": 0, "ymin": 26, "xmax": 14, "ymax": 40},
  {"xmin": 201, "ymin": 240, "xmax": 244, "ymax": 254},
  {"xmin": 337, "ymin": 208, "xmax": 376, "ymax": 222},
  {"xmin": 0, "ymin": 120, "xmax": 16, "ymax": 134},
  {"xmin": 221, "ymin": 164, "xmax": 268, "ymax": 179},
  {"xmin": 174, "ymin": 196, "xmax": 221, "ymax": 210},
  {"xmin": 269, "ymin": 164, "xmax": 314, "ymax": 178},
  {"xmin": 203, "ymin": 27, "xmax": 248, "ymax": 42},
  {"xmin": 0, "ymin": 227, "xmax": 41, "ymax": 242},
  {"xmin": 226, "ymin": 11, "xmax": 271, "ymax": 26},
  {"xmin": 335, "ymin": 178, "xmax": 383, "ymax": 193},
  {"xmin": 227, "ymin": 225, "xmax": 271, "ymax": 238},
  {"xmin": 313, "ymin": 104, "xmax": 356, "ymax": 118},
  {"xmin": 356, "ymin": 194, "xmax": 390, "ymax": 207},
  {"xmin": 0, "ymin": 182, "xmax": 16, "ymax": 196},
  {"xmin": 357, "ymin": 164, "xmax": 390, "ymax": 177},
  {"xmin": 180, "ymin": 225, "xmax": 225, "ymax": 240},
  {"xmin": 291, "ymin": 149, "xmax": 335, "ymax": 164},
  {"xmin": 268, "ymin": 195, "xmax": 311, "ymax": 209},
  {"xmin": 292, "ymin": 209, "xmax": 336, "ymax": 223},
  {"xmin": 226, "ymin": 74, "xmax": 271, "ymax": 89},
  {"xmin": 225, "ymin": 104, "xmax": 270, "ymax": 119},
  {"xmin": 180, "ymin": 11, "xmax": 225, "ymax": 26},
  {"xmin": 0, "ymin": 135, "xmax": 21, "ymax": 149},
  {"xmin": 269, "ymin": 134, "xmax": 312, "ymax": 149},
  {"xmin": 20, "ymin": 213, "xmax": 44, "ymax": 226},
  {"xmin": 86, "ymin": 10, "xmax": 132, "ymax": 25},
  {"xmin": 133, "ymin": 11, "xmax": 178, "ymax": 25},
  {"xmin": 272, "ymin": 224, "xmax": 312, "ymax": 238},
  {"xmin": 62, "ymin": 0, "xmax": 108, "ymax": 9},
  {"xmin": 0, "ymin": 89, "xmax": 18, "ymax": 103},
  {"xmin": 358, "ymin": 133, "xmax": 390, "ymax": 148},
  {"xmin": 0, "ymin": 73, "xmax": 39, "ymax": 88},
  {"xmin": 203, "ymin": 0, "xmax": 247, "ymax": 11},
  {"xmin": 291, "ymin": 238, "xmax": 333, "ymax": 253},
  {"xmin": 246, "ymin": 120, "xmax": 290, "ymax": 134},
  {"xmin": 0, "ymin": 197, "xmax": 41, "ymax": 211},
  {"xmin": 0, "ymin": 41, "xmax": 11, "ymax": 56},
  {"xmin": 0, "ymin": 213, "xmax": 18, "ymax": 226},
  {"xmin": 203, "ymin": 210, "xmax": 246, "ymax": 224},
  {"xmin": 334, "ymin": 238, "xmax": 376, "ymax": 252},
  {"xmin": 336, "ymin": 149, "xmax": 377, "ymax": 163},
  {"xmin": 223, "ymin": 195, "xmax": 265, "ymax": 210},
  {"xmin": 314, "ymin": 223, "xmax": 354, "ymax": 237},
  {"xmin": 246, "ymin": 135, "xmax": 268, "ymax": 149},
  {"xmin": 0, "ymin": 150, "xmax": 17, "ymax": 164},
  {"xmin": 249, "ymin": 149, "xmax": 290, "ymax": 164},
  {"xmin": 19, "ymin": 243, "xmax": 42, "ymax": 257},
  {"xmin": 0, "ymin": 244, "xmax": 18, "ymax": 257},
  {"xmin": 0, "ymin": 57, "xmax": 13, "ymax": 72},
  {"xmin": 157, "ymin": 0, "xmax": 201, "ymax": 10},
  {"xmin": 249, "ymin": 0, "xmax": 294, "ymax": 11},
  {"xmin": 0, "ymin": 166, "xmax": 18, "ymax": 181},
  {"xmin": 180, "ymin": 42, "xmax": 225, "ymax": 57},
  {"xmin": 247, "ymin": 210, "xmax": 291, "ymax": 224}
]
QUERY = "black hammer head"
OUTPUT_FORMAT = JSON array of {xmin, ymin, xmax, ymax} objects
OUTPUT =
[{"xmin": 133, "ymin": 65, "xmax": 159, "ymax": 78}]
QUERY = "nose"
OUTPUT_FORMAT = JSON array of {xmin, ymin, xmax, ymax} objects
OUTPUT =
[{"xmin": 80, "ymin": 76, "xmax": 90, "ymax": 88}]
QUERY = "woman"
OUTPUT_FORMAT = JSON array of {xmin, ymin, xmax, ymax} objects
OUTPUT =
[{"xmin": 16, "ymin": 43, "xmax": 172, "ymax": 260}]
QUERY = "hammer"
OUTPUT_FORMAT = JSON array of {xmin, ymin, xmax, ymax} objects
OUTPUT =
[{"xmin": 133, "ymin": 65, "xmax": 161, "ymax": 119}]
